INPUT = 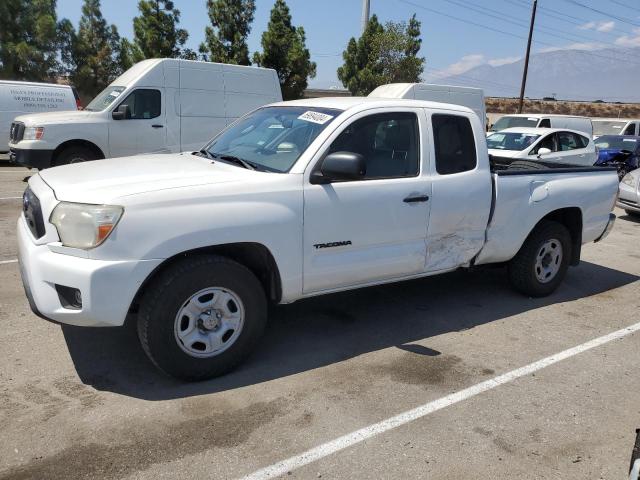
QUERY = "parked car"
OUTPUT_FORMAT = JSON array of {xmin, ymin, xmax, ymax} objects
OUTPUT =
[
  {"xmin": 618, "ymin": 168, "xmax": 640, "ymax": 217},
  {"xmin": 8, "ymin": 58, "xmax": 281, "ymax": 168},
  {"xmin": 487, "ymin": 127, "xmax": 597, "ymax": 168},
  {"xmin": 488, "ymin": 114, "xmax": 593, "ymax": 137},
  {"xmin": 594, "ymin": 135, "xmax": 640, "ymax": 180},
  {"xmin": 592, "ymin": 118, "xmax": 640, "ymax": 139},
  {"xmin": 0, "ymin": 80, "xmax": 79, "ymax": 153},
  {"xmin": 17, "ymin": 96, "xmax": 618, "ymax": 380}
]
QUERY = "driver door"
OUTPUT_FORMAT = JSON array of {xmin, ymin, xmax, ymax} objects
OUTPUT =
[
  {"xmin": 108, "ymin": 88, "xmax": 167, "ymax": 158},
  {"xmin": 302, "ymin": 109, "xmax": 431, "ymax": 293}
]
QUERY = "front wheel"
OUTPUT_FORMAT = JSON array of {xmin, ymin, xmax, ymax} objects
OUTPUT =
[
  {"xmin": 625, "ymin": 209, "xmax": 640, "ymax": 218},
  {"xmin": 508, "ymin": 221, "xmax": 572, "ymax": 297},
  {"xmin": 137, "ymin": 255, "xmax": 268, "ymax": 381},
  {"xmin": 52, "ymin": 145, "xmax": 97, "ymax": 167}
]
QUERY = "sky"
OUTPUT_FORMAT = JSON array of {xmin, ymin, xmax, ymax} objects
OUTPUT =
[{"xmin": 56, "ymin": 0, "xmax": 640, "ymax": 90}]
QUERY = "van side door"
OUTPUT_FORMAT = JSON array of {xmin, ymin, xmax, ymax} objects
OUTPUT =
[
  {"xmin": 108, "ymin": 88, "xmax": 167, "ymax": 157},
  {"xmin": 302, "ymin": 108, "xmax": 431, "ymax": 293},
  {"xmin": 424, "ymin": 111, "xmax": 492, "ymax": 272}
]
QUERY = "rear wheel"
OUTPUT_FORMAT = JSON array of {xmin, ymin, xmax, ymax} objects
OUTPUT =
[
  {"xmin": 52, "ymin": 145, "xmax": 97, "ymax": 167},
  {"xmin": 137, "ymin": 255, "xmax": 267, "ymax": 381},
  {"xmin": 508, "ymin": 221, "xmax": 572, "ymax": 297}
]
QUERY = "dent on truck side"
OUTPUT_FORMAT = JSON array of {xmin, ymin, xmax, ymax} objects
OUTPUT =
[{"xmin": 475, "ymin": 171, "xmax": 618, "ymax": 265}]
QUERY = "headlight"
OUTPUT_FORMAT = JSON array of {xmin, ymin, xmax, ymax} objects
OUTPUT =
[
  {"xmin": 621, "ymin": 173, "xmax": 635, "ymax": 187},
  {"xmin": 50, "ymin": 202, "xmax": 123, "ymax": 249},
  {"xmin": 23, "ymin": 127, "xmax": 45, "ymax": 141}
]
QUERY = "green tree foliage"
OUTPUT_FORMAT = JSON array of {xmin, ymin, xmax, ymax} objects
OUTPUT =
[
  {"xmin": 253, "ymin": 0, "xmax": 316, "ymax": 100},
  {"xmin": 338, "ymin": 14, "xmax": 425, "ymax": 96},
  {"xmin": 200, "ymin": 0, "xmax": 255, "ymax": 65},
  {"xmin": 62, "ymin": 0, "xmax": 124, "ymax": 98},
  {"xmin": 133, "ymin": 0, "xmax": 189, "ymax": 59},
  {"xmin": 0, "ymin": 0, "xmax": 64, "ymax": 81}
]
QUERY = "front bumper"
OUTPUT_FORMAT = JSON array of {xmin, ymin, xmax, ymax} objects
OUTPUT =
[
  {"xmin": 17, "ymin": 216, "xmax": 162, "ymax": 327},
  {"xmin": 617, "ymin": 179, "xmax": 640, "ymax": 213},
  {"xmin": 9, "ymin": 147, "xmax": 53, "ymax": 169}
]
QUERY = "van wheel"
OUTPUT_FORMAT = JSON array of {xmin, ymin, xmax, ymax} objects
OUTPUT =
[
  {"xmin": 508, "ymin": 221, "xmax": 571, "ymax": 297},
  {"xmin": 136, "ymin": 255, "xmax": 268, "ymax": 381},
  {"xmin": 52, "ymin": 146, "xmax": 97, "ymax": 166}
]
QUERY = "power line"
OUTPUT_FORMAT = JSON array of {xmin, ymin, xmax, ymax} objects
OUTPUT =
[
  {"xmin": 559, "ymin": 0, "xmax": 640, "ymax": 28},
  {"xmin": 607, "ymin": 0, "xmax": 639, "ymax": 10}
]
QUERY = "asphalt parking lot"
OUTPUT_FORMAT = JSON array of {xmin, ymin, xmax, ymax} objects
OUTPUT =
[{"xmin": 1, "ymin": 162, "xmax": 639, "ymax": 479}]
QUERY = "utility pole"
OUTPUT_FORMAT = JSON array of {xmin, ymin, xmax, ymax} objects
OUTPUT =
[
  {"xmin": 361, "ymin": 0, "xmax": 370, "ymax": 34},
  {"xmin": 518, "ymin": 0, "xmax": 537, "ymax": 113}
]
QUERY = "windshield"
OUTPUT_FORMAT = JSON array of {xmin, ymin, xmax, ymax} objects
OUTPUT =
[
  {"xmin": 592, "ymin": 120, "xmax": 628, "ymax": 136},
  {"xmin": 491, "ymin": 116, "xmax": 538, "ymax": 132},
  {"xmin": 595, "ymin": 135, "xmax": 638, "ymax": 150},
  {"xmin": 204, "ymin": 106, "xmax": 342, "ymax": 172},
  {"xmin": 487, "ymin": 132, "xmax": 541, "ymax": 151},
  {"xmin": 85, "ymin": 86, "xmax": 126, "ymax": 111}
]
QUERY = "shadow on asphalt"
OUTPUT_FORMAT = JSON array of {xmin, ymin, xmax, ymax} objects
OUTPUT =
[
  {"xmin": 61, "ymin": 261, "xmax": 639, "ymax": 400},
  {"xmin": 619, "ymin": 213, "xmax": 640, "ymax": 224}
]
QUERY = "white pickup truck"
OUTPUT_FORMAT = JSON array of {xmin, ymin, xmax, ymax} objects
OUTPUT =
[{"xmin": 17, "ymin": 97, "xmax": 618, "ymax": 380}]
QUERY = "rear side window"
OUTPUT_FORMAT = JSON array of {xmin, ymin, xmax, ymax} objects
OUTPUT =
[
  {"xmin": 432, "ymin": 114, "xmax": 477, "ymax": 175},
  {"xmin": 557, "ymin": 131, "xmax": 587, "ymax": 151},
  {"xmin": 538, "ymin": 118, "xmax": 551, "ymax": 128},
  {"xmin": 119, "ymin": 89, "xmax": 161, "ymax": 119},
  {"xmin": 623, "ymin": 123, "xmax": 636, "ymax": 136}
]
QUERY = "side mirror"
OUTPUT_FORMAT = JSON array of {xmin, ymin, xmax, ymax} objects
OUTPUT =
[
  {"xmin": 537, "ymin": 147, "xmax": 552, "ymax": 157},
  {"xmin": 310, "ymin": 151, "xmax": 366, "ymax": 184},
  {"xmin": 112, "ymin": 104, "xmax": 131, "ymax": 120}
]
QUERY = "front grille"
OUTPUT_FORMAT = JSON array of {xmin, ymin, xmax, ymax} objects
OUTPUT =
[
  {"xmin": 23, "ymin": 187, "xmax": 45, "ymax": 239},
  {"xmin": 9, "ymin": 122, "xmax": 25, "ymax": 143}
]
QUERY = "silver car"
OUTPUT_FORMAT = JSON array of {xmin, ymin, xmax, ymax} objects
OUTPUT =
[{"xmin": 618, "ymin": 168, "xmax": 640, "ymax": 217}]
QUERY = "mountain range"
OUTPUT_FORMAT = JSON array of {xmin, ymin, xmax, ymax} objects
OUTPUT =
[{"xmin": 437, "ymin": 47, "xmax": 640, "ymax": 103}]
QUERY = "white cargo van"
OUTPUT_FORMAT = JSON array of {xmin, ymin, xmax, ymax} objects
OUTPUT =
[
  {"xmin": 489, "ymin": 114, "xmax": 593, "ymax": 137},
  {"xmin": 592, "ymin": 118, "xmax": 640, "ymax": 138},
  {"xmin": 8, "ymin": 59, "xmax": 282, "ymax": 168},
  {"xmin": 0, "ymin": 80, "xmax": 78, "ymax": 153},
  {"xmin": 369, "ymin": 83, "xmax": 486, "ymax": 125}
]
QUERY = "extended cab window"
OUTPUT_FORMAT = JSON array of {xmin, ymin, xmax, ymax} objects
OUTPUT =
[
  {"xmin": 432, "ymin": 114, "xmax": 477, "ymax": 175},
  {"xmin": 118, "ymin": 89, "xmax": 161, "ymax": 119},
  {"xmin": 328, "ymin": 112, "xmax": 419, "ymax": 179}
]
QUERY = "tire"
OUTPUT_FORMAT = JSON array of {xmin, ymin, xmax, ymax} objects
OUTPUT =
[
  {"xmin": 625, "ymin": 209, "xmax": 640, "ymax": 218},
  {"xmin": 137, "ymin": 255, "xmax": 268, "ymax": 381},
  {"xmin": 52, "ymin": 145, "xmax": 97, "ymax": 167},
  {"xmin": 507, "ymin": 160, "xmax": 545, "ymax": 171},
  {"xmin": 508, "ymin": 220, "xmax": 572, "ymax": 297}
]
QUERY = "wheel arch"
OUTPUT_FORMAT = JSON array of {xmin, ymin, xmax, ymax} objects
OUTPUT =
[
  {"xmin": 52, "ymin": 139, "xmax": 105, "ymax": 162},
  {"xmin": 128, "ymin": 242, "xmax": 283, "ymax": 315},
  {"xmin": 530, "ymin": 207, "xmax": 583, "ymax": 266}
]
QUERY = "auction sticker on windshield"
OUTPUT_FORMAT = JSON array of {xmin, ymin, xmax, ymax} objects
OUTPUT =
[{"xmin": 298, "ymin": 111, "xmax": 334, "ymax": 124}]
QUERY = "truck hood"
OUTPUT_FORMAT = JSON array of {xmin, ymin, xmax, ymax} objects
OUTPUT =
[
  {"xmin": 38, "ymin": 152, "xmax": 263, "ymax": 203},
  {"xmin": 15, "ymin": 110, "xmax": 93, "ymax": 126}
]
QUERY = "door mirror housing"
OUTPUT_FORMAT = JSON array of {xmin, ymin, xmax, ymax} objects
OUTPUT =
[
  {"xmin": 311, "ymin": 151, "xmax": 366, "ymax": 184},
  {"xmin": 112, "ymin": 104, "xmax": 131, "ymax": 120},
  {"xmin": 537, "ymin": 147, "xmax": 552, "ymax": 157}
]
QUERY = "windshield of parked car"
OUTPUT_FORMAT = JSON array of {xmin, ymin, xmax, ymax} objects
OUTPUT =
[
  {"xmin": 487, "ymin": 132, "xmax": 541, "ymax": 151},
  {"xmin": 595, "ymin": 135, "xmax": 639, "ymax": 150},
  {"xmin": 592, "ymin": 120, "xmax": 628, "ymax": 136},
  {"xmin": 491, "ymin": 116, "xmax": 538, "ymax": 132},
  {"xmin": 203, "ymin": 106, "xmax": 343, "ymax": 172},
  {"xmin": 85, "ymin": 86, "xmax": 126, "ymax": 111}
]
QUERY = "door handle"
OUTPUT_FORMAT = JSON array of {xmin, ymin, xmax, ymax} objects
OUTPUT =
[
  {"xmin": 151, "ymin": 124, "xmax": 163, "ymax": 128},
  {"xmin": 403, "ymin": 195, "xmax": 429, "ymax": 203}
]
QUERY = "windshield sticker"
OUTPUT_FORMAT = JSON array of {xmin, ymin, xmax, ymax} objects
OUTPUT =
[
  {"xmin": 298, "ymin": 111, "xmax": 334, "ymax": 124},
  {"xmin": 109, "ymin": 91, "xmax": 121, "ymax": 97},
  {"xmin": 528, "ymin": 117, "xmax": 538, "ymax": 121},
  {"xmin": 268, "ymin": 124, "xmax": 285, "ymax": 129},
  {"xmin": 623, "ymin": 138, "xmax": 637, "ymax": 142}
]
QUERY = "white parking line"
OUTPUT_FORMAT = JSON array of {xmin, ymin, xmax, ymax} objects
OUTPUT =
[
  {"xmin": 0, "ymin": 196, "xmax": 21, "ymax": 200},
  {"xmin": 240, "ymin": 321, "xmax": 640, "ymax": 480},
  {"xmin": 0, "ymin": 259, "xmax": 18, "ymax": 265}
]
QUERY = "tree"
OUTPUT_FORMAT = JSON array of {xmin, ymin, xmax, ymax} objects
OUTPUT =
[
  {"xmin": 0, "ymin": 0, "xmax": 64, "ymax": 81},
  {"xmin": 199, "ymin": 0, "xmax": 255, "ymax": 65},
  {"xmin": 133, "ymin": 0, "xmax": 189, "ymax": 59},
  {"xmin": 337, "ymin": 14, "xmax": 425, "ymax": 95},
  {"xmin": 253, "ymin": 0, "xmax": 316, "ymax": 100},
  {"xmin": 337, "ymin": 14, "xmax": 384, "ymax": 96},
  {"xmin": 62, "ymin": 0, "xmax": 124, "ymax": 98}
]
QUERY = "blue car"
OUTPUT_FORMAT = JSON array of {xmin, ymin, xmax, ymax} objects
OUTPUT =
[{"xmin": 594, "ymin": 135, "xmax": 640, "ymax": 180}]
